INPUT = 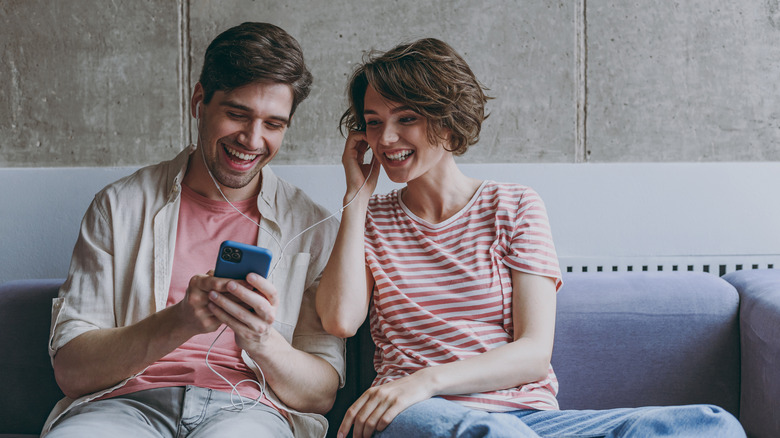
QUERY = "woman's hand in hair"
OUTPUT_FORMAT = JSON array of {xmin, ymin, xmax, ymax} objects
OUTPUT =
[{"xmin": 341, "ymin": 130, "xmax": 379, "ymax": 209}]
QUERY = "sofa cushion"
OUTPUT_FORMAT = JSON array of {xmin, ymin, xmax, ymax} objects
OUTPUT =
[
  {"xmin": 552, "ymin": 272, "xmax": 740, "ymax": 416},
  {"xmin": 0, "ymin": 279, "xmax": 64, "ymax": 435}
]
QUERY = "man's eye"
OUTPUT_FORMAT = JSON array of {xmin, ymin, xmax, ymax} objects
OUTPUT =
[{"xmin": 228, "ymin": 112, "xmax": 245, "ymax": 119}]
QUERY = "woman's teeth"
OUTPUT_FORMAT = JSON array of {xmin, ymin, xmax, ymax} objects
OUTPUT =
[{"xmin": 386, "ymin": 150, "xmax": 413, "ymax": 161}]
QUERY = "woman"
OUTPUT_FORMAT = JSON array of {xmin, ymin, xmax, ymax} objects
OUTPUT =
[{"xmin": 316, "ymin": 38, "xmax": 743, "ymax": 438}]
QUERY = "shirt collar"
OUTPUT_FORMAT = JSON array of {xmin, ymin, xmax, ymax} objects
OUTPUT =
[
  {"xmin": 257, "ymin": 165, "xmax": 279, "ymax": 223},
  {"xmin": 166, "ymin": 144, "xmax": 196, "ymax": 201}
]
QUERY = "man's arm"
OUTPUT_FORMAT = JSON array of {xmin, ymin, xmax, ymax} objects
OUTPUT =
[
  {"xmin": 207, "ymin": 274, "xmax": 341, "ymax": 414},
  {"xmin": 53, "ymin": 274, "xmax": 230, "ymax": 399}
]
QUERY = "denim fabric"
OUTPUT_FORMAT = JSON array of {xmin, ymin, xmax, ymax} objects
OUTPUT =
[
  {"xmin": 46, "ymin": 386, "xmax": 293, "ymax": 438},
  {"xmin": 374, "ymin": 397, "xmax": 746, "ymax": 438}
]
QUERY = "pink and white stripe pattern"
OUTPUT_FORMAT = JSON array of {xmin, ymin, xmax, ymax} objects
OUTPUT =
[{"xmin": 365, "ymin": 181, "xmax": 562, "ymax": 412}]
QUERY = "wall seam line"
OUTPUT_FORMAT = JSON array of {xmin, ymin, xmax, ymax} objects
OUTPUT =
[
  {"xmin": 179, "ymin": 0, "xmax": 191, "ymax": 147},
  {"xmin": 575, "ymin": 0, "xmax": 588, "ymax": 163}
]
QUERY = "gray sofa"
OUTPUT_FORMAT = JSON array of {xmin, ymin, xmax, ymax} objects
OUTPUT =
[{"xmin": 2, "ymin": 270, "xmax": 778, "ymax": 438}]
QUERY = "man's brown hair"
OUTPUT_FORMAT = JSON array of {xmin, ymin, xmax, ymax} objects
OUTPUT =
[{"xmin": 199, "ymin": 22, "xmax": 312, "ymax": 118}]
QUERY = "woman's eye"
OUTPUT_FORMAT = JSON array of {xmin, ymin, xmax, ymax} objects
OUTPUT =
[{"xmin": 400, "ymin": 116, "xmax": 417, "ymax": 124}]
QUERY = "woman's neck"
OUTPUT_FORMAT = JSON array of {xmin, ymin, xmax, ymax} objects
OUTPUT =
[{"xmin": 402, "ymin": 159, "xmax": 483, "ymax": 224}]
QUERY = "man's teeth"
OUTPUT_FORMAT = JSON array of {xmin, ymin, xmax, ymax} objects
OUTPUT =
[
  {"xmin": 226, "ymin": 147, "xmax": 258, "ymax": 161},
  {"xmin": 386, "ymin": 150, "xmax": 413, "ymax": 161}
]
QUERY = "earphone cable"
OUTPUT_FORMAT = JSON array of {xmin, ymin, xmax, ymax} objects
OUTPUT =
[{"xmin": 194, "ymin": 117, "xmax": 374, "ymax": 411}]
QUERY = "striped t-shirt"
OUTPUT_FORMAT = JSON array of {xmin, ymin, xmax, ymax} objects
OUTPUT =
[{"xmin": 364, "ymin": 181, "xmax": 562, "ymax": 412}]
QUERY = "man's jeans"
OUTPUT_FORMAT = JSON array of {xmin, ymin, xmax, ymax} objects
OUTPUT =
[
  {"xmin": 374, "ymin": 397, "xmax": 746, "ymax": 437},
  {"xmin": 46, "ymin": 386, "xmax": 293, "ymax": 438}
]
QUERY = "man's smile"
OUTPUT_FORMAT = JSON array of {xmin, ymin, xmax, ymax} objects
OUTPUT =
[{"xmin": 223, "ymin": 142, "xmax": 261, "ymax": 165}]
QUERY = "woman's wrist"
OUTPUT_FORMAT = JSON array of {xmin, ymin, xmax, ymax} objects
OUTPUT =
[
  {"xmin": 342, "ymin": 192, "xmax": 370, "ymax": 211},
  {"xmin": 410, "ymin": 366, "xmax": 443, "ymax": 397}
]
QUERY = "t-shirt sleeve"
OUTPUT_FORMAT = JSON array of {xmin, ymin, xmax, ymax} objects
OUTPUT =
[{"xmin": 503, "ymin": 188, "xmax": 563, "ymax": 291}]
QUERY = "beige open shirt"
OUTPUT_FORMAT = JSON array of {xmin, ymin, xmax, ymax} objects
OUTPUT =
[{"xmin": 45, "ymin": 145, "xmax": 345, "ymax": 437}]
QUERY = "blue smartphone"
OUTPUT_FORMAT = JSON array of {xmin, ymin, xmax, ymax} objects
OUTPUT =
[{"xmin": 214, "ymin": 240, "xmax": 272, "ymax": 279}]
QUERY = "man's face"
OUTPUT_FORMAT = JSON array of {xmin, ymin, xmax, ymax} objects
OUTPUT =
[{"xmin": 193, "ymin": 81, "xmax": 294, "ymax": 196}]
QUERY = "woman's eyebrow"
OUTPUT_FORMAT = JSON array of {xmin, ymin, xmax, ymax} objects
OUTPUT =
[{"xmin": 363, "ymin": 105, "xmax": 416, "ymax": 115}]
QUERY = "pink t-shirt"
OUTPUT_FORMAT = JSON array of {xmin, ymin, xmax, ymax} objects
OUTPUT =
[
  {"xmin": 365, "ymin": 181, "xmax": 562, "ymax": 412},
  {"xmin": 109, "ymin": 184, "xmax": 269, "ymax": 406}
]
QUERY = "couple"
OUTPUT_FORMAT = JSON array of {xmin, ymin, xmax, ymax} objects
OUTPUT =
[{"xmin": 45, "ymin": 22, "xmax": 744, "ymax": 438}]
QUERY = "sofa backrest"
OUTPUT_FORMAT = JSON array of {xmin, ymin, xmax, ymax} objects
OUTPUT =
[
  {"xmin": 552, "ymin": 272, "xmax": 740, "ymax": 415},
  {"xmin": 0, "ymin": 270, "xmax": 742, "ymax": 436},
  {"xmin": 326, "ymin": 271, "xmax": 742, "ymax": 427},
  {"xmin": 0, "ymin": 279, "xmax": 64, "ymax": 435}
]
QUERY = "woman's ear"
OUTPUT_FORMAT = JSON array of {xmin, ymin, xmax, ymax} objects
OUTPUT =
[{"xmin": 434, "ymin": 126, "xmax": 453, "ymax": 148}]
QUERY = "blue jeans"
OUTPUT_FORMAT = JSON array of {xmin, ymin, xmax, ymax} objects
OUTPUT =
[
  {"xmin": 373, "ymin": 397, "xmax": 745, "ymax": 438},
  {"xmin": 46, "ymin": 386, "xmax": 293, "ymax": 438}
]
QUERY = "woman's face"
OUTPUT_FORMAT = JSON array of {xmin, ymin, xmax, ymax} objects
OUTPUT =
[{"xmin": 362, "ymin": 86, "xmax": 451, "ymax": 184}]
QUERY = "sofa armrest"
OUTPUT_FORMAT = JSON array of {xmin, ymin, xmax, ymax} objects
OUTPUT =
[
  {"xmin": 0, "ymin": 279, "xmax": 65, "ymax": 435},
  {"xmin": 723, "ymin": 269, "xmax": 780, "ymax": 438}
]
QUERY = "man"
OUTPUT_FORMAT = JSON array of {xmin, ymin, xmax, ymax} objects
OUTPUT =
[{"xmin": 44, "ymin": 22, "xmax": 343, "ymax": 438}]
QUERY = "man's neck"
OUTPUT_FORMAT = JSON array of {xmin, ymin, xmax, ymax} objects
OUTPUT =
[{"xmin": 182, "ymin": 153, "xmax": 263, "ymax": 202}]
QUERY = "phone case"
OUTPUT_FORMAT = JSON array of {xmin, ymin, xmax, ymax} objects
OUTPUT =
[{"xmin": 214, "ymin": 240, "xmax": 273, "ymax": 279}]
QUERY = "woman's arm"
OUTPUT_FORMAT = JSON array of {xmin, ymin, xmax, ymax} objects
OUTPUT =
[
  {"xmin": 338, "ymin": 270, "xmax": 557, "ymax": 438},
  {"xmin": 417, "ymin": 271, "xmax": 557, "ymax": 393},
  {"xmin": 316, "ymin": 131, "xmax": 378, "ymax": 338}
]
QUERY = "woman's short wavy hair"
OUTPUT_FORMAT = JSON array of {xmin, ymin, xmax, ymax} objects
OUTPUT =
[{"xmin": 340, "ymin": 38, "xmax": 491, "ymax": 156}]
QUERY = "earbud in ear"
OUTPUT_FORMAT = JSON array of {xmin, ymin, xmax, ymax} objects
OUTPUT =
[
  {"xmin": 362, "ymin": 146, "xmax": 374, "ymax": 165},
  {"xmin": 195, "ymin": 104, "xmax": 201, "ymax": 120}
]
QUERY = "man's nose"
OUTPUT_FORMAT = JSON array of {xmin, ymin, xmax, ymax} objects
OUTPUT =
[{"xmin": 237, "ymin": 120, "xmax": 264, "ymax": 150}]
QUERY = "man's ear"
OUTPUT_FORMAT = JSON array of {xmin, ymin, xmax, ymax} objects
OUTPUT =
[{"xmin": 191, "ymin": 82, "xmax": 204, "ymax": 119}]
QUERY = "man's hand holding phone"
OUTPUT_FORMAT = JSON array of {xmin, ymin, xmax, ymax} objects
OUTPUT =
[
  {"xmin": 207, "ymin": 241, "xmax": 278, "ymax": 348},
  {"xmin": 214, "ymin": 241, "xmax": 272, "ymax": 280}
]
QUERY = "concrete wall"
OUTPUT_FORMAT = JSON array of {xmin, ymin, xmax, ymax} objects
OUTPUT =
[{"xmin": 1, "ymin": 0, "xmax": 779, "ymax": 167}]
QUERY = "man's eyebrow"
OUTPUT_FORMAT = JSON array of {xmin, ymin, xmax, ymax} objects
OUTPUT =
[{"xmin": 220, "ymin": 100, "xmax": 290, "ymax": 124}]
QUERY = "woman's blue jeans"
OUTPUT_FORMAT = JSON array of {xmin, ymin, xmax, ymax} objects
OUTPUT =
[{"xmin": 373, "ymin": 397, "xmax": 745, "ymax": 437}]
